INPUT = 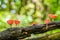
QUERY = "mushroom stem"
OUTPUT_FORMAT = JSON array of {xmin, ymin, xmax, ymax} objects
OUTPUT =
[
  {"xmin": 52, "ymin": 19, "xmax": 54, "ymax": 22},
  {"xmin": 46, "ymin": 24, "xmax": 48, "ymax": 30}
]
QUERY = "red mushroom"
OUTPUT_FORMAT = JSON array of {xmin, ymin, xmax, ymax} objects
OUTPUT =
[
  {"xmin": 48, "ymin": 14, "xmax": 53, "ymax": 17},
  {"xmin": 44, "ymin": 19, "xmax": 51, "ymax": 30},
  {"xmin": 48, "ymin": 14, "xmax": 57, "ymax": 19},
  {"xmin": 14, "ymin": 20, "xmax": 20, "ymax": 25},
  {"xmin": 48, "ymin": 14, "xmax": 57, "ymax": 21},
  {"xmin": 50, "ymin": 15, "xmax": 57, "ymax": 19},
  {"xmin": 31, "ymin": 22, "xmax": 36, "ymax": 26},
  {"xmin": 44, "ymin": 19, "xmax": 50, "ymax": 24},
  {"xmin": 7, "ymin": 20, "xmax": 13, "ymax": 25}
]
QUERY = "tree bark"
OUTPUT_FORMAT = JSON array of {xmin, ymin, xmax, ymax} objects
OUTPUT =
[
  {"xmin": 0, "ymin": 22, "xmax": 60, "ymax": 40},
  {"xmin": 25, "ymin": 32, "xmax": 60, "ymax": 40}
]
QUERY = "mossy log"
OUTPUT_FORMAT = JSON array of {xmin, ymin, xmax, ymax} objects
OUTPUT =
[{"xmin": 0, "ymin": 22, "xmax": 60, "ymax": 40}]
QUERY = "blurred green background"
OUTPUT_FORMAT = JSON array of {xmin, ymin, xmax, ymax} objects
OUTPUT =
[{"xmin": 0, "ymin": 0, "xmax": 60, "ymax": 31}]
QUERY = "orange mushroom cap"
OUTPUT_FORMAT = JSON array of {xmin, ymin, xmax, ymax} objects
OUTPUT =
[
  {"xmin": 44, "ymin": 20, "xmax": 51, "ymax": 24},
  {"xmin": 14, "ymin": 20, "xmax": 20, "ymax": 25},
  {"xmin": 7, "ymin": 20, "xmax": 13, "ymax": 25}
]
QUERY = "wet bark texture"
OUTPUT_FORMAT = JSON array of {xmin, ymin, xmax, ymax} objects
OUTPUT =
[{"xmin": 0, "ymin": 22, "xmax": 60, "ymax": 40}]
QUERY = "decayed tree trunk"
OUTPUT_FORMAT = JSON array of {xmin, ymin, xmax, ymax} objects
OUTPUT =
[{"xmin": 0, "ymin": 22, "xmax": 60, "ymax": 40}]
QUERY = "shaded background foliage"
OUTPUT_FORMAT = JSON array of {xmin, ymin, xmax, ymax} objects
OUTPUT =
[
  {"xmin": 0, "ymin": 0, "xmax": 60, "ymax": 32},
  {"xmin": 0, "ymin": 0, "xmax": 60, "ymax": 40}
]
